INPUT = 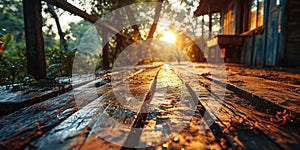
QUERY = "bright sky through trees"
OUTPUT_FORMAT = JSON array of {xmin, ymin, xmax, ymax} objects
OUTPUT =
[
  {"xmin": 45, "ymin": 0, "xmax": 204, "ymax": 39},
  {"xmin": 160, "ymin": 31, "xmax": 176, "ymax": 44}
]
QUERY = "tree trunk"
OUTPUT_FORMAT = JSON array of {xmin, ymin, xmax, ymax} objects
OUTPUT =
[
  {"xmin": 23, "ymin": 0, "xmax": 46, "ymax": 80},
  {"xmin": 145, "ymin": 0, "xmax": 164, "ymax": 59},
  {"xmin": 147, "ymin": 0, "xmax": 163, "ymax": 39},
  {"xmin": 124, "ymin": 5, "xmax": 142, "ymax": 41},
  {"xmin": 47, "ymin": 4, "xmax": 66, "ymax": 51}
]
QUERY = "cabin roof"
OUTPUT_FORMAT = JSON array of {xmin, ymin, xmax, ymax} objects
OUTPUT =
[{"xmin": 193, "ymin": 0, "xmax": 231, "ymax": 16}]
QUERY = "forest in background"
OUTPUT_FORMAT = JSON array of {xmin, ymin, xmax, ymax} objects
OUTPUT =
[{"xmin": 0, "ymin": 0, "xmax": 220, "ymax": 87}]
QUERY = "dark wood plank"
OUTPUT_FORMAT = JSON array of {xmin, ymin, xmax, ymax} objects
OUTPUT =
[
  {"xmin": 136, "ymin": 65, "xmax": 221, "ymax": 149},
  {"xmin": 0, "ymin": 85, "xmax": 72, "ymax": 116},
  {"xmin": 174, "ymin": 65, "xmax": 298, "ymax": 149},
  {"xmin": 206, "ymin": 74, "xmax": 300, "ymax": 117},
  {"xmin": 0, "ymin": 79, "xmax": 108, "ymax": 149},
  {"xmin": 28, "ymin": 68, "xmax": 160, "ymax": 149}
]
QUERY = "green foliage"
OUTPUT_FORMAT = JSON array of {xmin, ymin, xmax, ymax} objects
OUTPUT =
[
  {"xmin": 45, "ymin": 47, "xmax": 76, "ymax": 76},
  {"xmin": 0, "ymin": 0, "xmax": 66, "ymax": 84},
  {"xmin": 0, "ymin": 0, "xmax": 29, "ymax": 85},
  {"xmin": 0, "ymin": 0, "xmax": 24, "ymax": 42},
  {"xmin": 184, "ymin": 40, "xmax": 206, "ymax": 62},
  {"xmin": 65, "ymin": 20, "xmax": 92, "ymax": 49},
  {"xmin": 0, "ymin": 34, "xmax": 26, "ymax": 84},
  {"xmin": 43, "ymin": 24, "xmax": 59, "ymax": 51},
  {"xmin": 0, "ymin": 0, "xmax": 210, "ymax": 84},
  {"xmin": 2, "ymin": 33, "xmax": 14, "ymax": 50}
]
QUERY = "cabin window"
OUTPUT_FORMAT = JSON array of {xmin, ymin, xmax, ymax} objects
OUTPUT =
[
  {"xmin": 212, "ymin": 12, "xmax": 221, "ymax": 35},
  {"xmin": 249, "ymin": 0, "xmax": 264, "ymax": 30},
  {"xmin": 271, "ymin": 0, "xmax": 281, "ymax": 8},
  {"xmin": 276, "ymin": 0, "xmax": 281, "ymax": 6},
  {"xmin": 224, "ymin": 10, "xmax": 234, "ymax": 34}
]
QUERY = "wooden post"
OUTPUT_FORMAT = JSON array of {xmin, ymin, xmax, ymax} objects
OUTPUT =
[
  {"xmin": 208, "ymin": 4, "xmax": 212, "ymax": 38},
  {"xmin": 102, "ymin": 29, "xmax": 110, "ymax": 69},
  {"xmin": 262, "ymin": 0, "xmax": 270, "ymax": 66},
  {"xmin": 23, "ymin": 0, "xmax": 46, "ymax": 80},
  {"xmin": 202, "ymin": 16, "xmax": 204, "ymax": 38}
]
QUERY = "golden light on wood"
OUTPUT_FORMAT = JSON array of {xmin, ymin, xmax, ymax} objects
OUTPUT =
[
  {"xmin": 160, "ymin": 31, "xmax": 176, "ymax": 44},
  {"xmin": 161, "ymin": 64, "xmax": 171, "ymax": 72}
]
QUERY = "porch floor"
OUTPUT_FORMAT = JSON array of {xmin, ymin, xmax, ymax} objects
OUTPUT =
[{"xmin": 0, "ymin": 63, "xmax": 299, "ymax": 149}]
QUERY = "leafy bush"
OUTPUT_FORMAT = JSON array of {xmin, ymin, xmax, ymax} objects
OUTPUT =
[{"xmin": 0, "ymin": 34, "xmax": 26, "ymax": 85}]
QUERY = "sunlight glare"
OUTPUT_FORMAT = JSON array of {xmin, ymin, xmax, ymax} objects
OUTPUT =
[
  {"xmin": 160, "ymin": 31, "xmax": 176, "ymax": 44},
  {"xmin": 161, "ymin": 64, "xmax": 172, "ymax": 72}
]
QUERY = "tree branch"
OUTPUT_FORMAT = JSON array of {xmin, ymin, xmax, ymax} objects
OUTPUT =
[
  {"xmin": 43, "ymin": 0, "xmax": 128, "ymax": 38},
  {"xmin": 147, "ymin": 0, "xmax": 163, "ymax": 39},
  {"xmin": 47, "ymin": 4, "xmax": 66, "ymax": 51}
]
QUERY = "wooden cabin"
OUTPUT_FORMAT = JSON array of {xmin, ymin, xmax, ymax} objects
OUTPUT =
[{"xmin": 194, "ymin": 0, "xmax": 300, "ymax": 67}]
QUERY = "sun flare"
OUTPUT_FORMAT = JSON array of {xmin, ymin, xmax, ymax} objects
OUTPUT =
[
  {"xmin": 160, "ymin": 31, "xmax": 176, "ymax": 44},
  {"xmin": 161, "ymin": 64, "xmax": 172, "ymax": 72}
]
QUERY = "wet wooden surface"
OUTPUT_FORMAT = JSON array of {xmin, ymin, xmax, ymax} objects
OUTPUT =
[{"xmin": 0, "ymin": 63, "xmax": 299, "ymax": 149}]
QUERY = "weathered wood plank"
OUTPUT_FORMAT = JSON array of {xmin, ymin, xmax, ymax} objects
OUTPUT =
[
  {"xmin": 1, "ymin": 64, "xmax": 299, "ymax": 149},
  {"xmin": 209, "ymin": 74, "xmax": 300, "ymax": 116},
  {"xmin": 28, "ymin": 67, "xmax": 159, "ymax": 149},
  {"xmin": 27, "ymin": 91, "xmax": 112, "ymax": 150},
  {"xmin": 81, "ymin": 68, "xmax": 160, "ymax": 149},
  {"xmin": 174, "ymin": 65, "xmax": 299, "ymax": 149},
  {"xmin": 0, "ymin": 79, "xmax": 108, "ymax": 149},
  {"xmin": 204, "ymin": 79, "xmax": 300, "ymax": 149},
  {"xmin": 0, "ymin": 75, "xmax": 100, "ymax": 116},
  {"xmin": 190, "ymin": 64, "xmax": 300, "ymax": 117},
  {"xmin": 0, "ymin": 85, "xmax": 72, "ymax": 116},
  {"xmin": 80, "ymin": 65, "xmax": 221, "ymax": 149},
  {"xmin": 222, "ymin": 63, "xmax": 300, "ymax": 85},
  {"xmin": 139, "ymin": 66, "xmax": 221, "ymax": 149}
]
